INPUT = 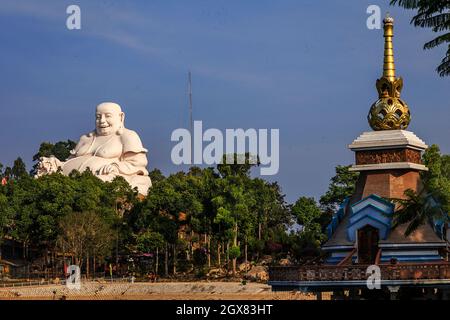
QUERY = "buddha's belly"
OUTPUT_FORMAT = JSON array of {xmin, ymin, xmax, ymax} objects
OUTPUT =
[{"xmin": 62, "ymin": 155, "xmax": 119, "ymax": 175}]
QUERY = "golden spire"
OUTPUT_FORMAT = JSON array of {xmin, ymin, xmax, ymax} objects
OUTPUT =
[
  {"xmin": 383, "ymin": 14, "xmax": 395, "ymax": 82},
  {"xmin": 368, "ymin": 15, "xmax": 411, "ymax": 131}
]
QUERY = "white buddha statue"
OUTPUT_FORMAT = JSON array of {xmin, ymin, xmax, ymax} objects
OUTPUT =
[{"xmin": 37, "ymin": 102, "xmax": 152, "ymax": 195}]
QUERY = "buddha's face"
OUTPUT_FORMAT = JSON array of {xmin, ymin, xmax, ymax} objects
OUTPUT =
[{"xmin": 95, "ymin": 103, "xmax": 124, "ymax": 136}]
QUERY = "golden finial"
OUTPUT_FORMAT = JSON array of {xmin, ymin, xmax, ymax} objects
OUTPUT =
[
  {"xmin": 383, "ymin": 13, "xmax": 395, "ymax": 81},
  {"xmin": 368, "ymin": 14, "xmax": 411, "ymax": 131}
]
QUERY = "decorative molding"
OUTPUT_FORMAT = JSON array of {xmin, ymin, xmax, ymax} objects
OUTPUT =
[
  {"xmin": 356, "ymin": 148, "xmax": 422, "ymax": 165},
  {"xmin": 349, "ymin": 162, "xmax": 428, "ymax": 172},
  {"xmin": 349, "ymin": 130, "xmax": 428, "ymax": 151}
]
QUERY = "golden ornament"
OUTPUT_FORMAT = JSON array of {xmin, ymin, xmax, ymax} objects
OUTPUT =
[{"xmin": 368, "ymin": 14, "xmax": 411, "ymax": 131}]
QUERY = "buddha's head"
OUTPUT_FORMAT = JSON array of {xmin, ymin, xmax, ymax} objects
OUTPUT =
[{"xmin": 95, "ymin": 102, "xmax": 124, "ymax": 136}]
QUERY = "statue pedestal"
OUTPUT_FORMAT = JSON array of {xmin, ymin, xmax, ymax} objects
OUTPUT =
[{"xmin": 348, "ymin": 130, "xmax": 428, "ymax": 200}]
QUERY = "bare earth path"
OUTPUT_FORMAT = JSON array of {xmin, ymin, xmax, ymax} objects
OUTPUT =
[{"xmin": 0, "ymin": 281, "xmax": 327, "ymax": 300}]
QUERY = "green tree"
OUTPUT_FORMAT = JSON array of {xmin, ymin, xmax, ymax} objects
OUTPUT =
[
  {"xmin": 149, "ymin": 169, "xmax": 166, "ymax": 184},
  {"xmin": 291, "ymin": 197, "xmax": 326, "ymax": 246},
  {"xmin": 33, "ymin": 140, "xmax": 76, "ymax": 162},
  {"xmin": 135, "ymin": 231, "xmax": 165, "ymax": 254},
  {"xmin": 130, "ymin": 171, "xmax": 198, "ymax": 276},
  {"xmin": 32, "ymin": 140, "xmax": 76, "ymax": 174},
  {"xmin": 12, "ymin": 157, "xmax": 27, "ymax": 179},
  {"xmin": 391, "ymin": 145, "xmax": 449, "ymax": 236},
  {"xmin": 185, "ymin": 167, "xmax": 219, "ymax": 268},
  {"xmin": 319, "ymin": 165, "xmax": 359, "ymax": 213},
  {"xmin": 390, "ymin": 0, "xmax": 450, "ymax": 76},
  {"xmin": 391, "ymin": 189, "xmax": 444, "ymax": 236},
  {"xmin": 442, "ymin": 154, "xmax": 450, "ymax": 178},
  {"xmin": 213, "ymin": 154, "xmax": 257, "ymax": 274},
  {"xmin": 57, "ymin": 211, "xmax": 114, "ymax": 275},
  {"xmin": 0, "ymin": 193, "xmax": 14, "ymax": 249},
  {"xmin": 422, "ymin": 144, "xmax": 450, "ymax": 212}
]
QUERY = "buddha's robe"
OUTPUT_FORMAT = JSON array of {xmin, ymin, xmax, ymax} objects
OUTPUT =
[{"xmin": 61, "ymin": 128, "xmax": 151, "ymax": 194}]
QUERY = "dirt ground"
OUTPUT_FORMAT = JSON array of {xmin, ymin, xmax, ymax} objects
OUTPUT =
[{"xmin": 0, "ymin": 281, "xmax": 331, "ymax": 300}]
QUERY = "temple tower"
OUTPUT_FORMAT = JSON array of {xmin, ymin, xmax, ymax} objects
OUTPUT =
[
  {"xmin": 322, "ymin": 15, "xmax": 445, "ymax": 266},
  {"xmin": 350, "ymin": 15, "xmax": 427, "ymax": 202},
  {"xmin": 269, "ymin": 15, "xmax": 450, "ymax": 298}
]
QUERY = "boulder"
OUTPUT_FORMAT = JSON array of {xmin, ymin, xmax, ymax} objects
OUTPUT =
[
  {"xmin": 207, "ymin": 268, "xmax": 224, "ymax": 276},
  {"xmin": 238, "ymin": 262, "xmax": 251, "ymax": 272},
  {"xmin": 279, "ymin": 258, "xmax": 292, "ymax": 266},
  {"xmin": 248, "ymin": 266, "xmax": 269, "ymax": 282}
]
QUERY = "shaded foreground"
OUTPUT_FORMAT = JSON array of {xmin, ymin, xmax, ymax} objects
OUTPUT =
[{"xmin": 0, "ymin": 281, "xmax": 329, "ymax": 300}]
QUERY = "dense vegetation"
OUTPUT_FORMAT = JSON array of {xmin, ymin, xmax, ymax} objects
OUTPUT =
[
  {"xmin": 390, "ymin": 0, "xmax": 450, "ymax": 77},
  {"xmin": 0, "ymin": 141, "xmax": 448, "ymax": 279}
]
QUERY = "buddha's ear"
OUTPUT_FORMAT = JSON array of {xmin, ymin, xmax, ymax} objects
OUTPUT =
[
  {"xmin": 117, "ymin": 112, "xmax": 125, "ymax": 135},
  {"xmin": 120, "ymin": 112, "xmax": 125, "ymax": 126}
]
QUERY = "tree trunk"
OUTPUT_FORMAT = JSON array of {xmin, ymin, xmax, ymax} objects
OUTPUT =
[
  {"xmin": 44, "ymin": 249, "xmax": 48, "ymax": 279},
  {"xmin": 52, "ymin": 250, "xmax": 55, "ymax": 278},
  {"xmin": 217, "ymin": 242, "xmax": 221, "ymax": 267},
  {"xmin": 187, "ymin": 242, "xmax": 190, "ymax": 261},
  {"xmin": 164, "ymin": 242, "xmax": 168, "ymax": 277},
  {"xmin": 245, "ymin": 240, "xmax": 248, "ymax": 268},
  {"xmin": 207, "ymin": 234, "xmax": 211, "ymax": 268},
  {"xmin": 86, "ymin": 251, "xmax": 89, "ymax": 279},
  {"xmin": 93, "ymin": 255, "xmax": 96, "ymax": 279},
  {"xmin": 156, "ymin": 247, "xmax": 159, "ymax": 275},
  {"xmin": 62, "ymin": 243, "xmax": 65, "ymax": 278},
  {"xmin": 191, "ymin": 230, "xmax": 194, "ymax": 257},
  {"xmin": 116, "ymin": 230, "xmax": 119, "ymax": 266},
  {"xmin": 226, "ymin": 241, "xmax": 230, "ymax": 272},
  {"xmin": 173, "ymin": 243, "xmax": 177, "ymax": 275},
  {"xmin": 258, "ymin": 222, "xmax": 262, "ymax": 241},
  {"xmin": 232, "ymin": 223, "xmax": 238, "ymax": 275}
]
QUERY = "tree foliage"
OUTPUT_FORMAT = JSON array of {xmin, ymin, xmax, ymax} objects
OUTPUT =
[
  {"xmin": 57, "ymin": 211, "xmax": 114, "ymax": 268},
  {"xmin": 392, "ymin": 189, "xmax": 443, "ymax": 236},
  {"xmin": 292, "ymin": 197, "xmax": 326, "ymax": 245},
  {"xmin": 3, "ymin": 138, "xmax": 446, "ymax": 277},
  {"xmin": 391, "ymin": 145, "xmax": 450, "ymax": 236},
  {"xmin": 32, "ymin": 140, "xmax": 77, "ymax": 174},
  {"xmin": 319, "ymin": 165, "xmax": 359, "ymax": 213},
  {"xmin": 422, "ymin": 144, "xmax": 450, "ymax": 212},
  {"xmin": 391, "ymin": 0, "xmax": 450, "ymax": 76}
]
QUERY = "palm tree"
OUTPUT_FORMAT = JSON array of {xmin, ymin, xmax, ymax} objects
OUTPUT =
[
  {"xmin": 391, "ymin": 0, "xmax": 450, "ymax": 77},
  {"xmin": 391, "ymin": 188, "xmax": 445, "ymax": 236}
]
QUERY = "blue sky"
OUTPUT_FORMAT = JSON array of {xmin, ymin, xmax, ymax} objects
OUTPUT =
[{"xmin": 0, "ymin": 0, "xmax": 448, "ymax": 203}]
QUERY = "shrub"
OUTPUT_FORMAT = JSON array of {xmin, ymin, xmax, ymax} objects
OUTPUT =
[{"xmin": 229, "ymin": 246, "xmax": 241, "ymax": 259}]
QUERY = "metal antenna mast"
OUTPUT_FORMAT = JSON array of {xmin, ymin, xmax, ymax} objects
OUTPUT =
[{"xmin": 188, "ymin": 71, "xmax": 193, "ymax": 165}]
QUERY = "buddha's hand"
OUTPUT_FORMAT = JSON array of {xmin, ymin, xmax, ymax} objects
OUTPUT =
[
  {"xmin": 36, "ymin": 156, "xmax": 63, "ymax": 177},
  {"xmin": 98, "ymin": 163, "xmax": 120, "ymax": 175}
]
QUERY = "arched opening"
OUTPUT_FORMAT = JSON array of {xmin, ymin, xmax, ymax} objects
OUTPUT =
[{"xmin": 357, "ymin": 225, "xmax": 379, "ymax": 264}]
